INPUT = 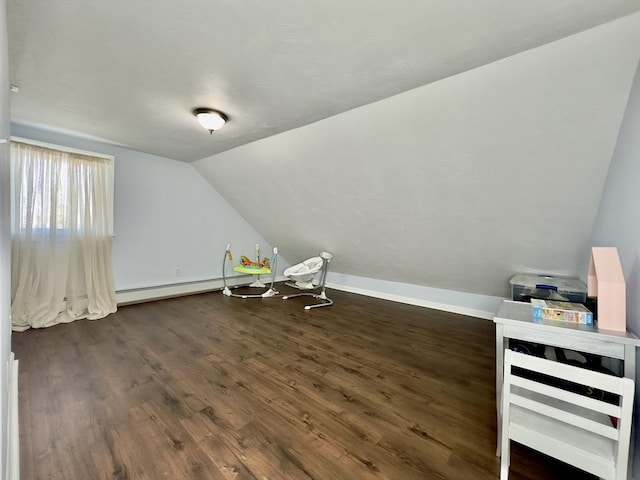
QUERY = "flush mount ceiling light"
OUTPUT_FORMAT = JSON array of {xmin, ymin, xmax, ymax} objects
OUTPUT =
[{"xmin": 193, "ymin": 108, "xmax": 228, "ymax": 134}]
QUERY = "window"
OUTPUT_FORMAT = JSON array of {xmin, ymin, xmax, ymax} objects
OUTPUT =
[{"xmin": 11, "ymin": 138, "xmax": 114, "ymax": 236}]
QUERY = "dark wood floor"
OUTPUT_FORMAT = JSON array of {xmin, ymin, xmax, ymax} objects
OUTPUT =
[{"xmin": 12, "ymin": 283, "xmax": 595, "ymax": 480}]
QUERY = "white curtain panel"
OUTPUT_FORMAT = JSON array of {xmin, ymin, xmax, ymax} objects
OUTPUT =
[{"xmin": 10, "ymin": 141, "xmax": 117, "ymax": 331}]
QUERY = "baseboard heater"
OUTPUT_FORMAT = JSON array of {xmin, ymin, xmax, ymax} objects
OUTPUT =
[{"xmin": 115, "ymin": 275, "xmax": 288, "ymax": 306}]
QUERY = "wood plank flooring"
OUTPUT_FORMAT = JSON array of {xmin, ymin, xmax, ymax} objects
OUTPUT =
[{"xmin": 12, "ymin": 284, "xmax": 595, "ymax": 480}]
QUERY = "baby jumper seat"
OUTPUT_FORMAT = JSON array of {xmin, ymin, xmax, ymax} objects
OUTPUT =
[{"xmin": 222, "ymin": 244, "xmax": 279, "ymax": 298}]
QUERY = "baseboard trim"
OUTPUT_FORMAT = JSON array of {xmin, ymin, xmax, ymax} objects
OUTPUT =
[
  {"xmin": 7, "ymin": 352, "xmax": 19, "ymax": 480},
  {"xmin": 115, "ymin": 275, "xmax": 497, "ymax": 320},
  {"xmin": 326, "ymin": 282, "xmax": 497, "ymax": 320}
]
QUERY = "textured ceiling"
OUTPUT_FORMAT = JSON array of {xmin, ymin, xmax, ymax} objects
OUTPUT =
[
  {"xmin": 194, "ymin": 12, "xmax": 640, "ymax": 298},
  {"xmin": 7, "ymin": 0, "xmax": 640, "ymax": 162}
]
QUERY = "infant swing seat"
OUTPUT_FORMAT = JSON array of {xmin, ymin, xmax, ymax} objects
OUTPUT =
[
  {"xmin": 284, "ymin": 256, "xmax": 324, "ymax": 289},
  {"xmin": 283, "ymin": 251, "xmax": 333, "ymax": 309}
]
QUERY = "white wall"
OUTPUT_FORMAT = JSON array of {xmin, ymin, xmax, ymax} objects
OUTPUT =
[
  {"xmin": 590, "ymin": 58, "xmax": 640, "ymax": 478},
  {"xmin": 9, "ymin": 124, "xmax": 281, "ymax": 294},
  {"xmin": 0, "ymin": 0, "xmax": 11, "ymax": 475}
]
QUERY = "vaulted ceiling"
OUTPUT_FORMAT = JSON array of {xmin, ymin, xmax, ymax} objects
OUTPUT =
[
  {"xmin": 193, "ymin": 11, "xmax": 640, "ymax": 297},
  {"xmin": 7, "ymin": 1, "xmax": 640, "ymax": 299}
]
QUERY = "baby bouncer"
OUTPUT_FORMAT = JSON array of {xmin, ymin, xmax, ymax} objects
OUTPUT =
[
  {"xmin": 282, "ymin": 251, "xmax": 333, "ymax": 309},
  {"xmin": 222, "ymin": 243, "xmax": 279, "ymax": 298}
]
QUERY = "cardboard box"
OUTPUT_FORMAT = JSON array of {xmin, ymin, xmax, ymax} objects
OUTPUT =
[{"xmin": 531, "ymin": 299, "xmax": 593, "ymax": 325}]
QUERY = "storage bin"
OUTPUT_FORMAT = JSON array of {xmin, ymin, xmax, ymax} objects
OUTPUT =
[{"xmin": 510, "ymin": 273, "xmax": 587, "ymax": 304}]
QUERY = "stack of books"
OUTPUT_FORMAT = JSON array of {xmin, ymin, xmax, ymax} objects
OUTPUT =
[{"xmin": 531, "ymin": 299, "xmax": 593, "ymax": 326}]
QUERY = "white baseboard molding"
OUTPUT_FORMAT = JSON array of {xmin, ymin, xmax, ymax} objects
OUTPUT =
[
  {"xmin": 6, "ymin": 352, "xmax": 19, "ymax": 480},
  {"xmin": 326, "ymin": 281, "xmax": 501, "ymax": 320},
  {"xmin": 115, "ymin": 274, "xmax": 500, "ymax": 321}
]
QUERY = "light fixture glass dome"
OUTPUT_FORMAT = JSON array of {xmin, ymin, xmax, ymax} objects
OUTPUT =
[{"xmin": 193, "ymin": 108, "xmax": 228, "ymax": 133}]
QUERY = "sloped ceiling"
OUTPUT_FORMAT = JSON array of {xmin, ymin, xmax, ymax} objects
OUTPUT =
[
  {"xmin": 7, "ymin": 2, "xmax": 640, "ymax": 300},
  {"xmin": 195, "ymin": 13, "xmax": 640, "ymax": 298},
  {"xmin": 7, "ymin": 0, "xmax": 640, "ymax": 162}
]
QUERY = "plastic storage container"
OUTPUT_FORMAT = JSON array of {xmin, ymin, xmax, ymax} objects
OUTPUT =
[{"xmin": 510, "ymin": 273, "xmax": 587, "ymax": 304}]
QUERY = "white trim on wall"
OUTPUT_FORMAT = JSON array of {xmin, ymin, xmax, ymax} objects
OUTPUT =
[
  {"xmin": 327, "ymin": 273, "xmax": 504, "ymax": 320},
  {"xmin": 117, "ymin": 270, "xmax": 503, "ymax": 321},
  {"xmin": 5, "ymin": 352, "xmax": 18, "ymax": 480}
]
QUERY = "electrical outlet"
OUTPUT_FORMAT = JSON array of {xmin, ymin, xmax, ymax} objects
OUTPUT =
[{"xmin": 175, "ymin": 268, "xmax": 181, "ymax": 276}]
